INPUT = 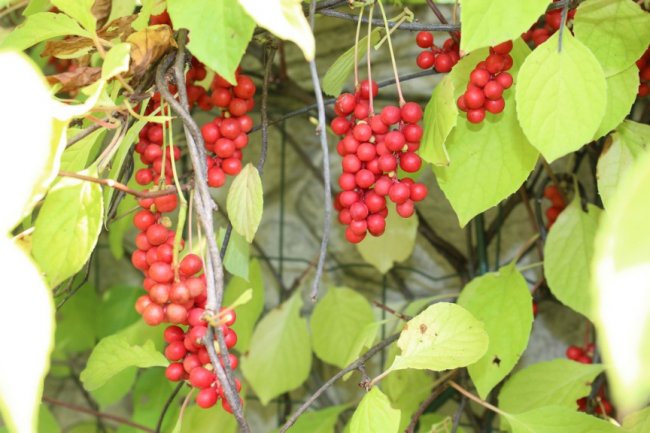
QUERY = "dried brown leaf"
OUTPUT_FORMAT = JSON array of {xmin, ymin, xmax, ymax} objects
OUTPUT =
[
  {"xmin": 127, "ymin": 24, "xmax": 176, "ymax": 77},
  {"xmin": 99, "ymin": 15, "xmax": 138, "ymax": 40},
  {"xmin": 92, "ymin": 0, "xmax": 112, "ymax": 28},
  {"xmin": 46, "ymin": 66, "xmax": 101, "ymax": 91},
  {"xmin": 43, "ymin": 37, "xmax": 94, "ymax": 58}
]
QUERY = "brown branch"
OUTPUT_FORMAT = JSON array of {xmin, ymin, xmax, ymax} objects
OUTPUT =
[
  {"xmin": 279, "ymin": 333, "xmax": 400, "ymax": 433},
  {"xmin": 404, "ymin": 370, "xmax": 458, "ymax": 433},
  {"xmin": 57, "ymin": 171, "xmax": 185, "ymax": 199},
  {"xmin": 42, "ymin": 396, "xmax": 155, "ymax": 433}
]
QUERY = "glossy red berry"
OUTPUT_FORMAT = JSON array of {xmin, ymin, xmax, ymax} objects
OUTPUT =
[{"xmin": 416, "ymin": 31, "xmax": 434, "ymax": 48}]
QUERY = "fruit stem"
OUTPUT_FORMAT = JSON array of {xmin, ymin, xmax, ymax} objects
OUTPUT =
[
  {"xmin": 366, "ymin": 2, "xmax": 376, "ymax": 114},
  {"xmin": 377, "ymin": 0, "xmax": 405, "ymax": 106},
  {"xmin": 354, "ymin": 5, "xmax": 365, "ymax": 89},
  {"xmin": 167, "ymin": 117, "xmax": 188, "ymax": 280}
]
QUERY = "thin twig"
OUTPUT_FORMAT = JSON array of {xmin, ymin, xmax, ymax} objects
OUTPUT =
[
  {"xmin": 155, "ymin": 382, "xmax": 184, "ymax": 433},
  {"xmin": 448, "ymin": 381, "xmax": 504, "ymax": 416},
  {"xmin": 42, "ymin": 396, "xmax": 156, "ymax": 433},
  {"xmin": 308, "ymin": 0, "xmax": 332, "ymax": 302},
  {"xmin": 58, "ymin": 171, "xmax": 185, "ymax": 199},
  {"xmin": 319, "ymin": 9, "xmax": 460, "ymax": 32},
  {"xmin": 450, "ymin": 396, "xmax": 467, "ymax": 433},
  {"xmin": 279, "ymin": 333, "xmax": 400, "ymax": 433},
  {"xmin": 156, "ymin": 38, "xmax": 248, "ymax": 432},
  {"xmin": 404, "ymin": 370, "xmax": 458, "ymax": 433}
]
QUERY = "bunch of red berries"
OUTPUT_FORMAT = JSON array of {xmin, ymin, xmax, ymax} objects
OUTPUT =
[
  {"xmin": 636, "ymin": 46, "xmax": 650, "ymax": 97},
  {"xmin": 457, "ymin": 41, "xmax": 514, "ymax": 123},
  {"xmin": 415, "ymin": 32, "xmax": 461, "ymax": 73},
  {"xmin": 163, "ymin": 309, "xmax": 242, "ymax": 411},
  {"xmin": 331, "ymin": 80, "xmax": 428, "ymax": 244},
  {"xmin": 200, "ymin": 71, "xmax": 256, "ymax": 188},
  {"xmin": 522, "ymin": 1, "xmax": 576, "ymax": 48},
  {"xmin": 134, "ymin": 121, "xmax": 182, "ymax": 187},
  {"xmin": 567, "ymin": 343, "xmax": 615, "ymax": 416},
  {"xmin": 543, "ymin": 184, "xmax": 566, "ymax": 229}
]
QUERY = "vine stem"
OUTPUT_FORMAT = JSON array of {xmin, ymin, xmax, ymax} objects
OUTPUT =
[
  {"xmin": 404, "ymin": 370, "xmax": 458, "ymax": 433},
  {"xmin": 448, "ymin": 381, "xmax": 505, "ymax": 416},
  {"xmin": 154, "ymin": 382, "xmax": 184, "ymax": 433},
  {"xmin": 367, "ymin": 3, "xmax": 376, "ymax": 114},
  {"xmin": 279, "ymin": 333, "xmax": 399, "ymax": 433},
  {"xmin": 353, "ymin": 5, "xmax": 366, "ymax": 89},
  {"xmin": 42, "ymin": 396, "xmax": 156, "ymax": 433},
  {"xmin": 376, "ymin": 0, "xmax": 405, "ymax": 106},
  {"xmin": 155, "ymin": 37, "xmax": 249, "ymax": 432},
  {"xmin": 57, "ymin": 171, "xmax": 186, "ymax": 198},
  {"xmin": 308, "ymin": 0, "xmax": 333, "ymax": 301}
]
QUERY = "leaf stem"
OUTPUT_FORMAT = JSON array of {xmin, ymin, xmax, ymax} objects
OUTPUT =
[
  {"xmin": 448, "ymin": 381, "xmax": 505, "ymax": 416},
  {"xmin": 366, "ymin": 2, "xmax": 376, "ymax": 114},
  {"xmin": 354, "ymin": 5, "xmax": 366, "ymax": 89},
  {"xmin": 377, "ymin": 0, "xmax": 405, "ymax": 106}
]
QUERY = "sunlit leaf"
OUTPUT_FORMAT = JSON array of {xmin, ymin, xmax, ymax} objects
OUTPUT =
[
  {"xmin": 227, "ymin": 163, "xmax": 264, "ymax": 243},
  {"xmin": 349, "ymin": 388, "xmax": 401, "ymax": 433}
]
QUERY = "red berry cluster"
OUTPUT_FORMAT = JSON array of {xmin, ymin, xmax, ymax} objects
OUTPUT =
[
  {"xmin": 200, "ymin": 71, "xmax": 256, "ymax": 188},
  {"xmin": 567, "ymin": 343, "xmax": 615, "ymax": 416},
  {"xmin": 134, "ymin": 122, "xmax": 182, "ymax": 187},
  {"xmin": 130, "ymin": 196, "xmax": 243, "ymax": 411},
  {"xmin": 331, "ymin": 80, "xmax": 428, "ymax": 244},
  {"xmin": 415, "ymin": 32, "xmax": 461, "ymax": 73},
  {"xmin": 522, "ymin": 1, "xmax": 576, "ymax": 48},
  {"xmin": 636, "ymin": 46, "xmax": 650, "ymax": 97},
  {"xmin": 457, "ymin": 41, "xmax": 514, "ymax": 123},
  {"xmin": 163, "ymin": 309, "xmax": 242, "ymax": 411},
  {"xmin": 543, "ymin": 184, "xmax": 566, "ymax": 229}
]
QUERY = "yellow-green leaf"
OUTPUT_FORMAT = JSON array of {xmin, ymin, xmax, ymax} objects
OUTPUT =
[
  {"xmin": 227, "ymin": 163, "xmax": 264, "ymax": 243},
  {"xmin": 349, "ymin": 388, "xmax": 401, "ymax": 433}
]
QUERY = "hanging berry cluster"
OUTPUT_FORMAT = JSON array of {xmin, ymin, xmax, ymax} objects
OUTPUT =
[
  {"xmin": 637, "ymin": 46, "xmax": 650, "ymax": 97},
  {"xmin": 566, "ymin": 343, "xmax": 615, "ymax": 416},
  {"xmin": 457, "ymin": 41, "xmax": 514, "ymax": 124},
  {"xmin": 543, "ymin": 184, "xmax": 566, "ymax": 229},
  {"xmin": 522, "ymin": 1, "xmax": 576, "ymax": 48},
  {"xmin": 331, "ymin": 80, "xmax": 428, "ymax": 244},
  {"xmin": 415, "ymin": 32, "xmax": 461, "ymax": 73},
  {"xmin": 200, "ymin": 70, "xmax": 256, "ymax": 188}
]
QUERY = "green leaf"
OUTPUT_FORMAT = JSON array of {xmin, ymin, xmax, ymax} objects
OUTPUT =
[
  {"xmin": 95, "ymin": 285, "xmax": 142, "ymax": 339},
  {"xmin": 592, "ymin": 149, "xmax": 650, "ymax": 411},
  {"xmin": 594, "ymin": 65, "xmax": 640, "ymax": 139},
  {"xmin": 515, "ymin": 32, "xmax": 607, "ymax": 162},
  {"xmin": 457, "ymin": 265, "xmax": 533, "ymax": 399},
  {"xmin": 503, "ymin": 406, "xmax": 622, "ymax": 433},
  {"xmin": 433, "ymin": 39, "xmax": 538, "ymax": 226},
  {"xmin": 616, "ymin": 119, "xmax": 650, "ymax": 149},
  {"xmin": 227, "ymin": 163, "xmax": 263, "ymax": 243},
  {"xmin": 36, "ymin": 405, "xmax": 60, "ymax": 433},
  {"xmin": 223, "ymin": 259, "xmax": 265, "ymax": 352},
  {"xmin": 237, "ymin": 0, "xmax": 315, "ymax": 61},
  {"xmin": 349, "ymin": 388, "xmax": 401, "ymax": 433},
  {"xmin": 596, "ymin": 122, "xmax": 648, "ymax": 209},
  {"xmin": 102, "ymin": 43, "xmax": 131, "ymax": 80},
  {"xmin": 80, "ymin": 331, "xmax": 167, "ymax": 391},
  {"xmin": 357, "ymin": 207, "xmax": 417, "ymax": 273},
  {"xmin": 417, "ymin": 414, "xmax": 467, "ymax": 433},
  {"xmin": 241, "ymin": 291, "xmax": 311, "ymax": 405},
  {"xmin": 420, "ymin": 75, "xmax": 457, "ymax": 166},
  {"xmin": 61, "ymin": 128, "xmax": 105, "ymax": 172},
  {"xmin": 498, "ymin": 359, "xmax": 604, "ymax": 415},
  {"xmin": 322, "ymin": 29, "xmax": 381, "ymax": 97},
  {"xmin": 623, "ymin": 407, "xmax": 650, "ymax": 433},
  {"xmin": 23, "ymin": 0, "xmax": 52, "ymax": 16},
  {"xmin": 460, "ymin": 0, "xmax": 549, "ymax": 52},
  {"xmin": 387, "ymin": 302, "xmax": 488, "ymax": 373},
  {"xmin": 181, "ymin": 404, "xmax": 236, "ymax": 433},
  {"xmin": 310, "ymin": 287, "xmax": 377, "ymax": 368},
  {"xmin": 0, "ymin": 237, "xmax": 55, "ymax": 433},
  {"xmin": 55, "ymin": 283, "xmax": 98, "ymax": 353},
  {"xmin": 544, "ymin": 199, "xmax": 602, "ymax": 320},
  {"xmin": 0, "ymin": 51, "xmax": 67, "ymax": 233},
  {"xmin": 90, "ymin": 368, "xmax": 137, "ymax": 408},
  {"xmin": 167, "ymin": 0, "xmax": 255, "ymax": 84},
  {"xmin": 573, "ymin": 0, "xmax": 650, "ymax": 76},
  {"xmin": 0, "ymin": 12, "xmax": 91, "ymax": 51},
  {"xmin": 271, "ymin": 405, "xmax": 348, "ymax": 433},
  {"xmin": 218, "ymin": 228, "xmax": 250, "ymax": 281},
  {"xmin": 51, "ymin": 0, "xmax": 97, "ymax": 33},
  {"xmin": 32, "ymin": 167, "xmax": 104, "ymax": 287}
]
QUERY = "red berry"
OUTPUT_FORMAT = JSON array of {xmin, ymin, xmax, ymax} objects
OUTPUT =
[
  {"xmin": 389, "ymin": 182, "xmax": 410, "ymax": 204},
  {"xmin": 143, "ymin": 303, "xmax": 165, "ymax": 326},
  {"xmin": 350, "ymin": 202, "xmax": 369, "ymax": 221},
  {"xmin": 196, "ymin": 387, "xmax": 219, "ymax": 408},
  {"xmin": 399, "ymin": 152, "xmax": 422, "ymax": 173},
  {"xmin": 342, "ymin": 154, "xmax": 362, "ymax": 173},
  {"xmin": 403, "ymin": 124, "xmax": 423, "ymax": 142},
  {"xmin": 190, "ymin": 366, "xmax": 215, "ymax": 389},
  {"xmin": 223, "ymin": 327, "xmax": 238, "ymax": 349},
  {"xmin": 164, "ymin": 326, "xmax": 185, "ymax": 343},
  {"xmin": 345, "ymin": 226, "xmax": 366, "ymax": 243},
  {"xmin": 434, "ymin": 53, "xmax": 454, "ymax": 73},
  {"xmin": 166, "ymin": 303, "xmax": 188, "ymax": 324},
  {"xmin": 133, "ymin": 210, "xmax": 156, "ymax": 231},
  {"xmin": 484, "ymin": 98, "xmax": 506, "ymax": 114},
  {"xmin": 396, "ymin": 199, "xmax": 415, "ymax": 218},
  {"xmin": 416, "ymin": 31, "xmax": 434, "ymax": 48},
  {"xmin": 148, "ymin": 262, "xmax": 174, "ymax": 283},
  {"xmin": 492, "ymin": 40, "xmax": 513, "ymax": 55},
  {"xmin": 380, "ymin": 105, "xmax": 401, "ymax": 125},
  {"xmin": 366, "ymin": 214, "xmax": 386, "ymax": 236},
  {"xmin": 464, "ymin": 87, "xmax": 485, "ymax": 110},
  {"xmin": 355, "ymin": 169, "xmax": 375, "ymax": 189},
  {"xmin": 146, "ymin": 224, "xmax": 169, "ymax": 246},
  {"xmin": 416, "ymin": 51, "xmax": 435, "ymax": 69},
  {"xmin": 467, "ymin": 108, "xmax": 486, "ymax": 124},
  {"xmin": 546, "ymin": 206, "xmax": 562, "ymax": 223},
  {"xmin": 385, "ymin": 131, "xmax": 406, "ymax": 152},
  {"xmin": 331, "ymin": 117, "xmax": 350, "ymax": 135},
  {"xmin": 470, "ymin": 68, "xmax": 490, "ymax": 88},
  {"xmin": 566, "ymin": 345, "xmax": 584, "ymax": 361},
  {"xmin": 208, "ymin": 167, "xmax": 226, "ymax": 188},
  {"xmin": 154, "ymin": 193, "xmax": 178, "ymax": 213},
  {"xmin": 356, "ymin": 142, "xmax": 376, "ymax": 162},
  {"xmin": 410, "ymin": 183, "xmax": 428, "ymax": 202},
  {"xmin": 484, "ymin": 81, "xmax": 504, "ymax": 100},
  {"xmin": 222, "ymin": 158, "xmax": 242, "ymax": 175},
  {"xmin": 165, "ymin": 363, "xmax": 185, "ymax": 381},
  {"xmin": 359, "ymin": 80, "xmax": 378, "ymax": 99},
  {"xmin": 220, "ymin": 308, "xmax": 236, "ymax": 326},
  {"xmin": 401, "ymin": 102, "xmax": 423, "ymax": 123},
  {"xmin": 233, "ymin": 75, "xmax": 256, "ymax": 99},
  {"xmin": 335, "ymin": 93, "xmax": 356, "ymax": 115},
  {"xmin": 496, "ymin": 72, "xmax": 513, "ymax": 89}
]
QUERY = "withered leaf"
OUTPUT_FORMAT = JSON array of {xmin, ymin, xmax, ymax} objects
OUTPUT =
[
  {"xmin": 92, "ymin": 0, "xmax": 112, "ymax": 28},
  {"xmin": 47, "ymin": 66, "xmax": 101, "ymax": 92},
  {"xmin": 127, "ymin": 24, "xmax": 177, "ymax": 77},
  {"xmin": 43, "ymin": 37, "xmax": 94, "ymax": 58},
  {"xmin": 99, "ymin": 15, "xmax": 138, "ymax": 40}
]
